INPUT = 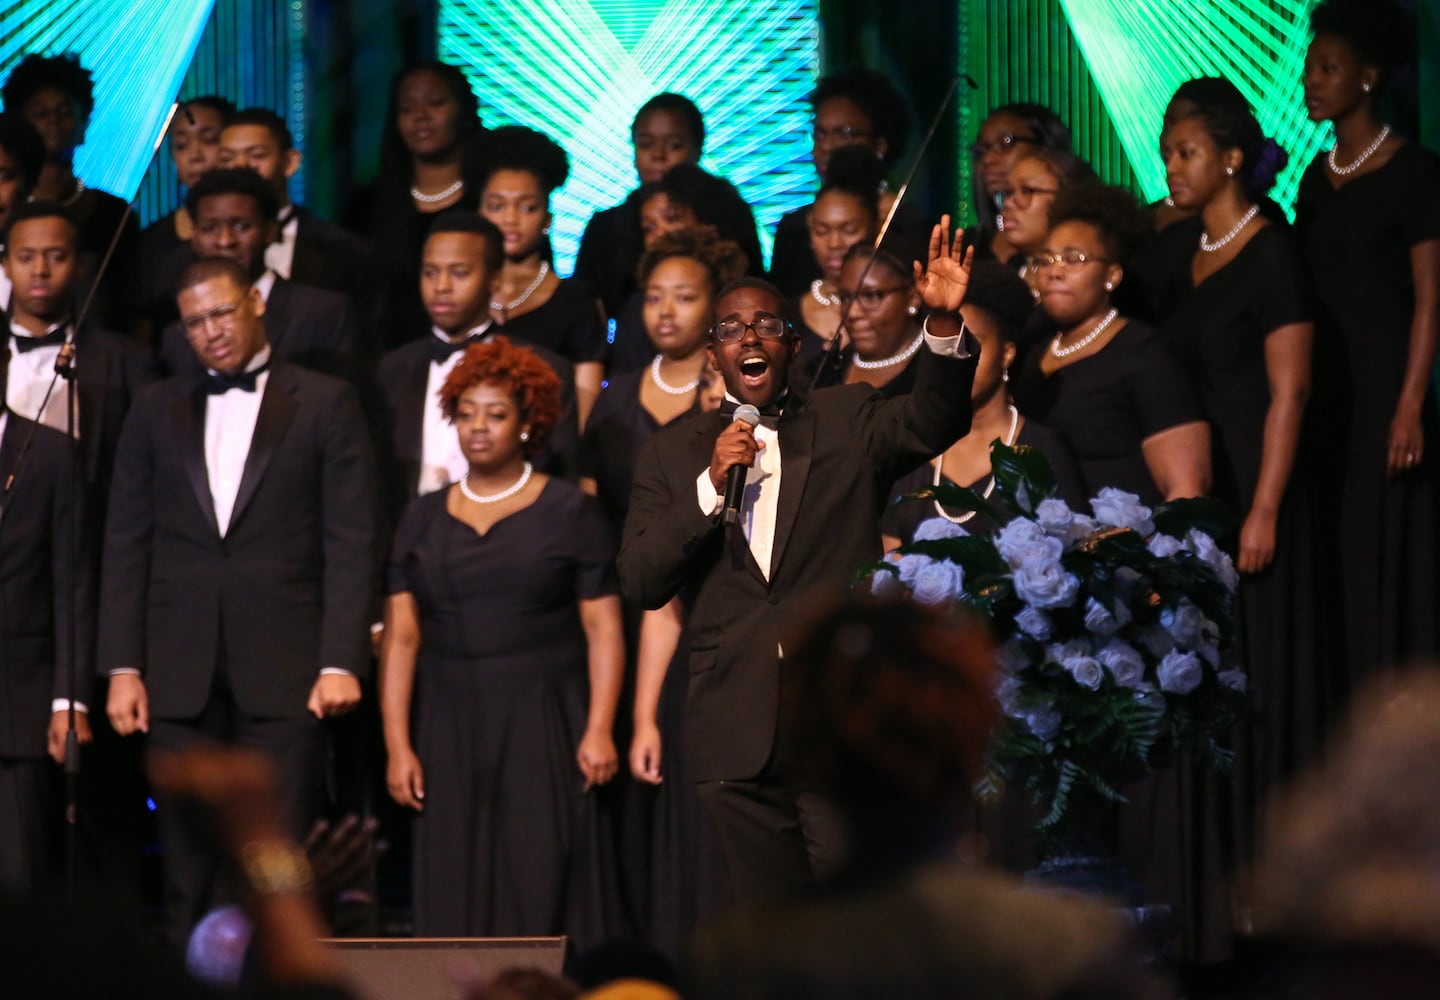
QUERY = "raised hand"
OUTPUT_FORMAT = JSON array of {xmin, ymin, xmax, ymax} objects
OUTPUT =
[{"xmin": 912, "ymin": 214, "xmax": 975, "ymax": 316}]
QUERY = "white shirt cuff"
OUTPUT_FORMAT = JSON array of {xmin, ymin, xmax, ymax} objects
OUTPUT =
[
  {"xmin": 695, "ymin": 468, "xmax": 723, "ymax": 517},
  {"xmin": 109, "ymin": 668, "xmax": 142, "ymax": 677},
  {"xmin": 921, "ymin": 316, "xmax": 973, "ymax": 358},
  {"xmin": 319, "ymin": 668, "xmax": 356, "ymax": 678},
  {"xmin": 51, "ymin": 699, "xmax": 89, "ymax": 714}
]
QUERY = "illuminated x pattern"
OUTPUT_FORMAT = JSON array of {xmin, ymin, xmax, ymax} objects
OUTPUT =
[
  {"xmin": 1058, "ymin": 0, "xmax": 1325, "ymax": 215},
  {"xmin": 0, "ymin": 0, "xmax": 215, "ymax": 200},
  {"xmin": 439, "ymin": 0, "xmax": 819, "ymax": 273}
]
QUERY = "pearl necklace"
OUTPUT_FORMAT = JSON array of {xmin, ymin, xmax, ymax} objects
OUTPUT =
[
  {"xmin": 62, "ymin": 178, "xmax": 86, "ymax": 207},
  {"xmin": 649, "ymin": 355, "xmax": 699, "ymax": 395},
  {"xmin": 1050, "ymin": 308, "xmax": 1119, "ymax": 359},
  {"xmin": 810, "ymin": 280, "xmax": 839, "ymax": 308},
  {"xmin": 1199, "ymin": 204, "xmax": 1259, "ymax": 253},
  {"xmin": 410, "ymin": 178, "xmax": 464, "ymax": 203},
  {"xmin": 933, "ymin": 405, "xmax": 1020, "ymax": 524},
  {"xmin": 853, "ymin": 330, "xmax": 925, "ymax": 370},
  {"xmin": 460, "ymin": 462, "xmax": 533, "ymax": 504},
  {"xmin": 491, "ymin": 261, "xmax": 549, "ymax": 313},
  {"xmin": 1328, "ymin": 125, "xmax": 1390, "ymax": 176}
]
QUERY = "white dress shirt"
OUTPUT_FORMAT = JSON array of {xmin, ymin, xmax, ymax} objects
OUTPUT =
[
  {"xmin": 0, "ymin": 261, "xmax": 11, "ymax": 311},
  {"xmin": 263, "ymin": 207, "xmax": 299, "ymax": 280},
  {"xmin": 205, "ymin": 347, "xmax": 272, "ymax": 536},
  {"xmin": 8, "ymin": 319, "xmax": 76, "ymax": 437},
  {"xmin": 419, "ymin": 321, "xmax": 493, "ymax": 495},
  {"xmin": 253, "ymin": 268, "xmax": 278, "ymax": 303}
]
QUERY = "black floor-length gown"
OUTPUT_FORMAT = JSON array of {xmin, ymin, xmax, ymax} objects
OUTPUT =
[
  {"xmin": 388, "ymin": 481, "xmax": 620, "ymax": 944},
  {"xmin": 1158, "ymin": 222, "xmax": 1341, "ymax": 961},
  {"xmin": 1296, "ymin": 142, "xmax": 1440, "ymax": 684}
]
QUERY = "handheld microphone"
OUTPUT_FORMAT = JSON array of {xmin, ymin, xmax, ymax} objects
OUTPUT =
[{"xmin": 722, "ymin": 404, "xmax": 762, "ymax": 527}]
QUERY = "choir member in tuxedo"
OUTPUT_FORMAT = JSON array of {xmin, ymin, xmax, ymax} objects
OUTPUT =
[
  {"xmin": 4, "ymin": 201, "xmax": 155, "ymax": 508},
  {"xmin": 0, "ymin": 344, "xmax": 92, "ymax": 892},
  {"xmin": 157, "ymin": 168, "xmax": 361, "ymax": 380},
  {"xmin": 1, "ymin": 54, "xmax": 137, "ymax": 332},
  {"xmin": 219, "ymin": 108, "xmax": 381, "ymax": 348},
  {"xmin": 575, "ymin": 93, "xmax": 706, "ymax": 319},
  {"xmin": 617, "ymin": 219, "xmax": 979, "ymax": 907},
  {"xmin": 377, "ymin": 211, "xmax": 579, "ymax": 518},
  {"xmin": 101, "ymin": 256, "xmax": 377, "ymax": 944},
  {"xmin": 0, "ymin": 112, "xmax": 46, "ymax": 311},
  {"xmin": 768, "ymin": 69, "xmax": 925, "ymax": 299},
  {"xmin": 133, "ymin": 96, "xmax": 234, "ymax": 341}
]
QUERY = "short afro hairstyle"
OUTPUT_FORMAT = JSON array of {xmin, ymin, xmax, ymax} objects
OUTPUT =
[
  {"xmin": 2, "ymin": 53, "xmax": 95, "ymax": 117},
  {"xmin": 185, "ymin": 167, "xmax": 280, "ymax": 222},
  {"xmin": 712, "ymin": 276, "xmax": 795, "ymax": 331},
  {"xmin": 641, "ymin": 163, "xmax": 757, "ymax": 269},
  {"xmin": 809, "ymin": 68, "xmax": 912, "ymax": 166},
  {"xmin": 0, "ymin": 112, "xmax": 46, "ymax": 194},
  {"xmin": 814, "ymin": 145, "xmax": 885, "ymax": 218},
  {"xmin": 176, "ymin": 256, "xmax": 252, "ymax": 299},
  {"xmin": 225, "ymin": 107, "xmax": 294, "ymax": 151},
  {"xmin": 1047, "ymin": 184, "xmax": 1150, "ymax": 264},
  {"xmin": 959, "ymin": 260, "xmax": 1035, "ymax": 344},
  {"xmin": 468, "ymin": 125, "xmax": 569, "ymax": 196},
  {"xmin": 1309, "ymin": 0, "xmax": 1413, "ymax": 86},
  {"xmin": 636, "ymin": 224, "xmax": 748, "ymax": 292},
  {"xmin": 632, "ymin": 92, "xmax": 704, "ymax": 152},
  {"xmin": 425, "ymin": 210, "xmax": 505, "ymax": 273},
  {"xmin": 439, "ymin": 336, "xmax": 563, "ymax": 455},
  {"xmin": 2, "ymin": 199, "xmax": 78, "ymax": 251}
]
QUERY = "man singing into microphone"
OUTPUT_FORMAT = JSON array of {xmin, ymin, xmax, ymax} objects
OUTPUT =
[{"xmin": 618, "ymin": 218, "xmax": 977, "ymax": 908}]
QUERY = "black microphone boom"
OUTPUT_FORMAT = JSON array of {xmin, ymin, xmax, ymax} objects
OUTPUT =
[{"xmin": 723, "ymin": 404, "xmax": 762, "ymax": 526}]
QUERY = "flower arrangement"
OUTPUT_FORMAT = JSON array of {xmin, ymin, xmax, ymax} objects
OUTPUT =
[{"xmin": 865, "ymin": 443, "xmax": 1247, "ymax": 854}]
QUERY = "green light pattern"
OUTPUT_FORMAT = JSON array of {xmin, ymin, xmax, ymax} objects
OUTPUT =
[
  {"xmin": 1058, "ymin": 0, "xmax": 1326, "ymax": 215},
  {"xmin": 0, "ymin": 0, "xmax": 215, "ymax": 200},
  {"xmin": 438, "ymin": 0, "xmax": 819, "ymax": 274}
]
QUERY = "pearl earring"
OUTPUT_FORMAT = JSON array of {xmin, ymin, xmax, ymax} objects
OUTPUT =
[
  {"xmin": 907, "ymin": 305, "xmax": 918, "ymax": 316},
  {"xmin": 1225, "ymin": 166, "xmax": 1234, "ymax": 176},
  {"xmin": 1002, "ymin": 367, "xmax": 1010, "ymax": 383},
  {"xmin": 1104, "ymin": 281, "xmax": 1114, "ymax": 291},
  {"xmin": 542, "ymin": 227, "xmax": 551, "ymax": 235},
  {"xmin": 520, "ymin": 431, "xmax": 530, "ymax": 443},
  {"xmin": 1362, "ymin": 83, "xmax": 1372, "ymax": 93}
]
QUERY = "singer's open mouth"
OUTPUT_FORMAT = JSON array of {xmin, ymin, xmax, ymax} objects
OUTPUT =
[{"xmin": 739, "ymin": 357, "xmax": 768, "ymax": 378}]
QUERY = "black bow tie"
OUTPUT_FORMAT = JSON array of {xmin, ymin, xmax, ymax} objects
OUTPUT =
[
  {"xmin": 720, "ymin": 395, "xmax": 787, "ymax": 420},
  {"xmin": 430, "ymin": 332, "xmax": 488, "ymax": 364},
  {"xmin": 12, "ymin": 328, "xmax": 68, "ymax": 353},
  {"xmin": 203, "ymin": 363, "xmax": 268, "ymax": 395}
]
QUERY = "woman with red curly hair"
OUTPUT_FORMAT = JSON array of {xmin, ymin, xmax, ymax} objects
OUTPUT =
[{"xmin": 379, "ymin": 335, "xmax": 624, "ymax": 941}]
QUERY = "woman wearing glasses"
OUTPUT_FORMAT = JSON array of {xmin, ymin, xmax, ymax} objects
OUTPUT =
[
  {"xmin": 998, "ymin": 148, "xmax": 1097, "ymax": 277},
  {"xmin": 1012, "ymin": 185, "xmax": 1210, "ymax": 504},
  {"xmin": 805, "ymin": 242, "xmax": 930, "ymax": 394},
  {"xmin": 967, "ymin": 103, "xmax": 1072, "ymax": 264}
]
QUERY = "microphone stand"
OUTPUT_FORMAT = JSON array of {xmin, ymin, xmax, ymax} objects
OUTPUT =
[
  {"xmin": 806, "ymin": 74, "xmax": 977, "ymax": 397},
  {"xmin": 0, "ymin": 100, "xmax": 182, "ymax": 888}
]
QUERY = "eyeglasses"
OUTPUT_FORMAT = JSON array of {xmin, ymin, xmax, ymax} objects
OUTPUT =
[
  {"xmin": 998, "ymin": 183, "xmax": 1060, "ymax": 207},
  {"xmin": 711, "ymin": 316, "xmax": 789, "ymax": 343},
  {"xmin": 1028, "ymin": 249, "xmax": 1110, "ymax": 270},
  {"xmin": 837, "ymin": 286, "xmax": 910, "ymax": 311},
  {"xmin": 970, "ymin": 133, "xmax": 1039, "ymax": 159},
  {"xmin": 181, "ymin": 297, "xmax": 248, "ymax": 335},
  {"xmin": 814, "ymin": 124, "xmax": 872, "ymax": 144}
]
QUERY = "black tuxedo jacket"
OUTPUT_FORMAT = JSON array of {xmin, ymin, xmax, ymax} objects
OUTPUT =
[
  {"xmin": 290, "ymin": 209, "xmax": 384, "ymax": 351},
  {"xmin": 98, "ymin": 361, "xmax": 377, "ymax": 720},
  {"xmin": 0, "ymin": 414, "xmax": 91, "ymax": 758},
  {"xmin": 618, "ymin": 343, "xmax": 978, "ymax": 782},
  {"xmin": 72, "ymin": 325, "xmax": 158, "ymax": 499},
  {"xmin": 376, "ymin": 333, "xmax": 580, "ymax": 516},
  {"xmin": 159, "ymin": 278, "xmax": 362, "ymax": 380}
]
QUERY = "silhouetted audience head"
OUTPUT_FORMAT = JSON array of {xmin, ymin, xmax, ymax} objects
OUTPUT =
[{"xmin": 2, "ymin": 52, "xmax": 95, "ymax": 162}]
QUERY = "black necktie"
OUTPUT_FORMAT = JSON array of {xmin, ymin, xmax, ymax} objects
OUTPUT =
[
  {"xmin": 203, "ymin": 363, "xmax": 268, "ymax": 395},
  {"xmin": 430, "ymin": 333, "xmax": 486, "ymax": 364},
  {"xmin": 12, "ymin": 328, "xmax": 67, "ymax": 353}
]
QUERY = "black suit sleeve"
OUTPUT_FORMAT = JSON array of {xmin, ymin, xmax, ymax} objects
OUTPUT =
[
  {"xmin": 616, "ymin": 430, "xmax": 724, "ymax": 610},
  {"xmin": 860, "ymin": 339, "xmax": 980, "ymax": 485},
  {"xmin": 49, "ymin": 440, "xmax": 93, "ymax": 705},
  {"xmin": 97, "ymin": 398, "xmax": 157, "ymax": 673},
  {"xmin": 318, "ymin": 384, "xmax": 380, "ymax": 676}
]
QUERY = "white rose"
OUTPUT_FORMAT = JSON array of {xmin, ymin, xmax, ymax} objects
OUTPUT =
[
  {"xmin": 1012, "ymin": 549, "xmax": 1080, "ymax": 609},
  {"xmin": 1136, "ymin": 625, "xmax": 1175, "ymax": 658},
  {"xmin": 1157, "ymin": 649, "xmax": 1204, "ymax": 694},
  {"xmin": 996, "ymin": 677, "xmax": 1025, "ymax": 718},
  {"xmin": 1036, "ymin": 498, "xmax": 1097, "ymax": 544},
  {"xmin": 995, "ymin": 637, "xmax": 1031, "ymax": 674},
  {"xmin": 1218, "ymin": 669, "xmax": 1247, "ymax": 693},
  {"xmin": 994, "ymin": 518, "xmax": 1048, "ymax": 564},
  {"xmin": 1147, "ymin": 533, "xmax": 1184, "ymax": 559},
  {"xmin": 1095, "ymin": 639, "xmax": 1147, "ymax": 689},
  {"xmin": 1026, "ymin": 707, "xmax": 1062, "ymax": 741},
  {"xmin": 1091, "ymin": 488, "xmax": 1155, "ymax": 536},
  {"xmin": 896, "ymin": 553, "xmax": 933, "ymax": 585},
  {"xmin": 1065, "ymin": 655, "xmax": 1105, "ymax": 691},
  {"xmin": 913, "ymin": 517, "xmax": 970, "ymax": 542},
  {"xmin": 911, "ymin": 560, "xmax": 966, "ymax": 606},
  {"xmin": 1046, "ymin": 639, "xmax": 1091, "ymax": 665},
  {"xmin": 1083, "ymin": 596, "xmax": 1124, "ymax": 635},
  {"xmin": 869, "ymin": 567, "xmax": 903, "ymax": 599},
  {"xmin": 1160, "ymin": 601, "xmax": 1206, "ymax": 648},
  {"xmin": 1014, "ymin": 605, "xmax": 1053, "ymax": 640},
  {"xmin": 1184, "ymin": 529, "xmax": 1240, "ymax": 591}
]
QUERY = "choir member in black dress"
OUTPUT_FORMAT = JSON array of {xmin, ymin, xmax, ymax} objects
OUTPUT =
[
  {"xmin": 793, "ymin": 147, "xmax": 881, "ymax": 362},
  {"xmin": 1, "ymin": 54, "xmax": 137, "ymax": 332},
  {"xmin": 807, "ymin": 242, "xmax": 927, "ymax": 394},
  {"xmin": 882, "ymin": 260, "xmax": 1084, "ymax": 548},
  {"xmin": 380, "ymin": 336, "xmax": 624, "ymax": 942},
  {"xmin": 1012, "ymin": 185, "xmax": 1210, "ymax": 505},
  {"xmin": 360, "ymin": 62, "xmax": 484, "ymax": 347},
  {"xmin": 1158, "ymin": 92, "xmax": 1331, "ymax": 962},
  {"xmin": 968, "ymin": 103, "xmax": 1071, "ymax": 263},
  {"xmin": 575, "ymin": 93, "xmax": 705, "ymax": 319},
  {"xmin": 134, "ymin": 96, "xmax": 233, "ymax": 340},
  {"xmin": 996, "ymin": 147, "xmax": 1096, "ymax": 277},
  {"xmin": 769, "ymin": 69, "xmax": 925, "ymax": 298},
  {"xmin": 475, "ymin": 126, "xmax": 607, "ymax": 425},
  {"xmin": 0, "ymin": 113, "xmax": 45, "ymax": 309},
  {"xmin": 608, "ymin": 164, "xmax": 762, "ymax": 376},
  {"xmin": 1297, "ymin": 0, "xmax": 1440, "ymax": 681}
]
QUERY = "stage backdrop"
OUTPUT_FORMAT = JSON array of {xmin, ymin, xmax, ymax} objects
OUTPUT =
[{"xmin": 437, "ymin": 0, "xmax": 820, "ymax": 274}]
